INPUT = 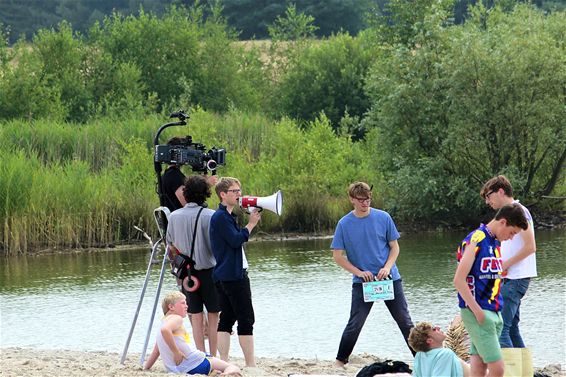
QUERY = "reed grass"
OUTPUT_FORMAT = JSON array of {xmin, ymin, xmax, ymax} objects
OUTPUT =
[{"xmin": 1, "ymin": 110, "xmax": 377, "ymax": 255}]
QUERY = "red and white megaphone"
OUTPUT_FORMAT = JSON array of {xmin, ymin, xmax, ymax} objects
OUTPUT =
[{"xmin": 239, "ymin": 190, "xmax": 283, "ymax": 216}]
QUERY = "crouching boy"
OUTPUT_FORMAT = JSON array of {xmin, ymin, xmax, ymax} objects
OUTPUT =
[
  {"xmin": 144, "ymin": 291, "xmax": 241, "ymax": 376},
  {"xmin": 453, "ymin": 204, "xmax": 528, "ymax": 377}
]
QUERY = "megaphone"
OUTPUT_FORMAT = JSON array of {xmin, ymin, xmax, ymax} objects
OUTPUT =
[{"xmin": 239, "ymin": 190, "xmax": 283, "ymax": 216}]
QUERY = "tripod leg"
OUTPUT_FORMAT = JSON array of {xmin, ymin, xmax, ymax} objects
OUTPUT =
[
  {"xmin": 139, "ymin": 239, "xmax": 170, "ymax": 366},
  {"xmin": 120, "ymin": 238, "xmax": 162, "ymax": 365}
]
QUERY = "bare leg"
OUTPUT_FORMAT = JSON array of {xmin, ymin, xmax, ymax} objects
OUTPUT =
[
  {"xmin": 238, "ymin": 335, "xmax": 255, "ymax": 367},
  {"xmin": 486, "ymin": 360, "xmax": 504, "ymax": 377},
  {"xmin": 470, "ymin": 355, "xmax": 487, "ymax": 377},
  {"xmin": 217, "ymin": 331, "xmax": 231, "ymax": 361},
  {"xmin": 209, "ymin": 356, "xmax": 241, "ymax": 376},
  {"xmin": 203, "ymin": 314, "xmax": 209, "ymax": 339},
  {"xmin": 190, "ymin": 312, "xmax": 206, "ymax": 353},
  {"xmin": 461, "ymin": 359, "xmax": 471, "ymax": 377},
  {"xmin": 207, "ymin": 311, "xmax": 220, "ymax": 357},
  {"xmin": 334, "ymin": 359, "xmax": 346, "ymax": 368}
]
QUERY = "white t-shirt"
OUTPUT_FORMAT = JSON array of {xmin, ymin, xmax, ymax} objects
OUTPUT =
[
  {"xmin": 156, "ymin": 319, "xmax": 206, "ymax": 373},
  {"xmin": 501, "ymin": 200, "xmax": 537, "ymax": 279},
  {"xmin": 242, "ymin": 246, "xmax": 249, "ymax": 270}
]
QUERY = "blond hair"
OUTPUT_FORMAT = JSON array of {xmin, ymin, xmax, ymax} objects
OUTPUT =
[
  {"xmin": 161, "ymin": 291, "xmax": 186, "ymax": 314},
  {"xmin": 215, "ymin": 177, "xmax": 241, "ymax": 200},
  {"xmin": 408, "ymin": 322, "xmax": 434, "ymax": 352}
]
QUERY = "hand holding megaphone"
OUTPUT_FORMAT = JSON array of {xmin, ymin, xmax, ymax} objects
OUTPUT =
[{"xmin": 239, "ymin": 190, "xmax": 283, "ymax": 216}]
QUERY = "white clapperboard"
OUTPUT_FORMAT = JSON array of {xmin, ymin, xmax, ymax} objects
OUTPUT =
[{"xmin": 362, "ymin": 275, "xmax": 394, "ymax": 302}]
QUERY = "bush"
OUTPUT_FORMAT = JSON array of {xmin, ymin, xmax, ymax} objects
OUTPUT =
[
  {"xmin": 363, "ymin": 4, "xmax": 566, "ymax": 223},
  {"xmin": 273, "ymin": 32, "xmax": 377, "ymax": 139}
]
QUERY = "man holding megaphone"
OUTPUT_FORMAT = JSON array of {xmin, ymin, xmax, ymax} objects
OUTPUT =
[{"xmin": 209, "ymin": 177, "xmax": 261, "ymax": 368}]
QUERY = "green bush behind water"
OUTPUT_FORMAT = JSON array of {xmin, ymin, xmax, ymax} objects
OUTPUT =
[
  {"xmin": 0, "ymin": 110, "xmax": 376, "ymax": 254},
  {"xmin": 1, "ymin": 4, "xmax": 565, "ymax": 254}
]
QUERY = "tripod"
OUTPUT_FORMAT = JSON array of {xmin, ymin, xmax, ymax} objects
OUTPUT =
[{"xmin": 120, "ymin": 206, "xmax": 171, "ymax": 366}]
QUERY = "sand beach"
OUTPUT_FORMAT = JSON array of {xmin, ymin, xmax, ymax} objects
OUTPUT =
[{"xmin": 1, "ymin": 347, "xmax": 564, "ymax": 377}]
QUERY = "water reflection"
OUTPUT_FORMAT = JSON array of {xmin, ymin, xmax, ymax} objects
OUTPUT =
[{"xmin": 1, "ymin": 230, "xmax": 564, "ymax": 367}]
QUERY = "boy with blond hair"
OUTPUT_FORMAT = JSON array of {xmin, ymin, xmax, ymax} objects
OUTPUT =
[
  {"xmin": 144, "ymin": 291, "xmax": 241, "ymax": 376},
  {"xmin": 409, "ymin": 322, "xmax": 470, "ymax": 377},
  {"xmin": 210, "ymin": 177, "xmax": 261, "ymax": 367}
]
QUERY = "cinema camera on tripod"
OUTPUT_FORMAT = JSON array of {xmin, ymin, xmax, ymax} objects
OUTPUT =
[
  {"xmin": 153, "ymin": 111, "xmax": 229, "ymax": 292},
  {"xmin": 121, "ymin": 110, "xmax": 228, "ymax": 367},
  {"xmin": 154, "ymin": 112, "xmax": 226, "ymax": 173}
]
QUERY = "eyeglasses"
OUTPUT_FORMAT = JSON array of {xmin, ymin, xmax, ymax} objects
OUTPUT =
[
  {"xmin": 354, "ymin": 197, "xmax": 371, "ymax": 203},
  {"xmin": 226, "ymin": 188, "xmax": 241, "ymax": 193},
  {"xmin": 485, "ymin": 190, "xmax": 496, "ymax": 199}
]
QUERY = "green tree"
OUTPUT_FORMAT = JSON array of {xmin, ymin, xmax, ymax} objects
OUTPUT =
[
  {"xmin": 364, "ymin": 4, "xmax": 566, "ymax": 223},
  {"xmin": 268, "ymin": 4, "xmax": 318, "ymax": 41},
  {"xmin": 274, "ymin": 32, "xmax": 377, "ymax": 138},
  {"xmin": 366, "ymin": 0, "xmax": 454, "ymax": 46}
]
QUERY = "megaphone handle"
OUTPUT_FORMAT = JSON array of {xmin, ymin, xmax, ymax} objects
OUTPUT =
[{"xmin": 249, "ymin": 206, "xmax": 263, "ymax": 213}]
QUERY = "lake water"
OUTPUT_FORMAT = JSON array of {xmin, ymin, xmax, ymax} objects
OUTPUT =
[{"xmin": 1, "ymin": 229, "xmax": 565, "ymax": 367}]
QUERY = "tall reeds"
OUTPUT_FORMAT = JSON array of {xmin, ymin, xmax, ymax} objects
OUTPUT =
[{"xmin": 1, "ymin": 110, "xmax": 376, "ymax": 255}]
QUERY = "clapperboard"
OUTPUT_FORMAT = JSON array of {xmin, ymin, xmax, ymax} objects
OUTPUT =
[{"xmin": 362, "ymin": 275, "xmax": 394, "ymax": 302}]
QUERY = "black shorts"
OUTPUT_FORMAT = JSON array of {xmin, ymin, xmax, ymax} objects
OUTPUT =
[
  {"xmin": 182, "ymin": 268, "xmax": 220, "ymax": 314},
  {"xmin": 215, "ymin": 273, "xmax": 255, "ymax": 335}
]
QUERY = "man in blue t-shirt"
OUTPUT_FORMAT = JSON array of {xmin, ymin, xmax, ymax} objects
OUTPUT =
[{"xmin": 331, "ymin": 181, "xmax": 415, "ymax": 367}]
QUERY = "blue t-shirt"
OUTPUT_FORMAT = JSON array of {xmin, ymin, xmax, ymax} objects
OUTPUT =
[
  {"xmin": 331, "ymin": 208, "xmax": 401, "ymax": 283},
  {"xmin": 456, "ymin": 224, "xmax": 504, "ymax": 312},
  {"xmin": 413, "ymin": 348, "xmax": 464, "ymax": 377}
]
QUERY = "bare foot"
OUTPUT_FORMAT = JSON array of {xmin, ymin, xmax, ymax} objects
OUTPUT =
[{"xmin": 334, "ymin": 360, "xmax": 346, "ymax": 368}]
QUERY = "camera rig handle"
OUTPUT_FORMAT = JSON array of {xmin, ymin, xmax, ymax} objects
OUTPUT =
[{"xmin": 154, "ymin": 111, "xmax": 189, "ymax": 207}]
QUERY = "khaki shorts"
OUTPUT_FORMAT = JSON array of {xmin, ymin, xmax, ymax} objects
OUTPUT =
[{"xmin": 461, "ymin": 308, "xmax": 503, "ymax": 363}]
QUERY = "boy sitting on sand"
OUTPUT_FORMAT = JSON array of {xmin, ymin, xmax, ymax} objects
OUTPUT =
[
  {"xmin": 408, "ymin": 322, "xmax": 470, "ymax": 377},
  {"xmin": 144, "ymin": 291, "xmax": 241, "ymax": 376}
]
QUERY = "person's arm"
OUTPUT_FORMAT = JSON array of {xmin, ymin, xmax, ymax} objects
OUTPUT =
[
  {"xmin": 206, "ymin": 174, "xmax": 218, "ymax": 187},
  {"xmin": 453, "ymin": 242, "xmax": 485, "ymax": 324},
  {"xmin": 214, "ymin": 212, "xmax": 251, "ymax": 249},
  {"xmin": 333, "ymin": 249, "xmax": 374, "ymax": 282},
  {"xmin": 175, "ymin": 185, "xmax": 187, "ymax": 207},
  {"xmin": 161, "ymin": 315, "xmax": 185, "ymax": 365},
  {"xmin": 377, "ymin": 239, "xmax": 400, "ymax": 280},
  {"xmin": 143, "ymin": 342, "xmax": 160, "ymax": 370},
  {"xmin": 502, "ymin": 224, "xmax": 536, "ymax": 271}
]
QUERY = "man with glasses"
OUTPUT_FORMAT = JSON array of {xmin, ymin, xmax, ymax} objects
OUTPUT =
[
  {"xmin": 209, "ymin": 177, "xmax": 261, "ymax": 367},
  {"xmin": 332, "ymin": 181, "xmax": 415, "ymax": 367},
  {"xmin": 480, "ymin": 175, "xmax": 537, "ymax": 349}
]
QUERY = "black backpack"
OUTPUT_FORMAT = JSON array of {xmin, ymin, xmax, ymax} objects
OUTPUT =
[{"xmin": 356, "ymin": 360, "xmax": 412, "ymax": 377}]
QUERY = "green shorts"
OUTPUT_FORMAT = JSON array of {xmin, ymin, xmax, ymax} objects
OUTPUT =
[{"xmin": 460, "ymin": 308, "xmax": 503, "ymax": 363}]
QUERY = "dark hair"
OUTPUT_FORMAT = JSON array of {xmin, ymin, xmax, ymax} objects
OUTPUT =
[
  {"xmin": 494, "ymin": 203, "xmax": 528, "ymax": 230},
  {"xmin": 480, "ymin": 175, "xmax": 513, "ymax": 199},
  {"xmin": 348, "ymin": 182, "xmax": 372, "ymax": 199},
  {"xmin": 167, "ymin": 136, "xmax": 187, "ymax": 146},
  {"xmin": 183, "ymin": 175, "xmax": 211, "ymax": 205}
]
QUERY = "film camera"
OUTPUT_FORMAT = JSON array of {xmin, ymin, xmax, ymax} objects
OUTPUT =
[
  {"xmin": 154, "ymin": 111, "xmax": 226, "ymax": 173},
  {"xmin": 155, "ymin": 136, "xmax": 226, "ymax": 172}
]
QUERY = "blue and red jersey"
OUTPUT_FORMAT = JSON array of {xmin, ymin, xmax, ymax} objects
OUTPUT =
[{"xmin": 457, "ymin": 224, "xmax": 504, "ymax": 312}]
